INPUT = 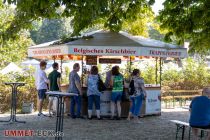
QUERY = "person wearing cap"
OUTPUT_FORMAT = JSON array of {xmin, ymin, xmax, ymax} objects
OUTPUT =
[
  {"xmin": 35, "ymin": 60, "xmax": 49, "ymax": 117},
  {"xmin": 189, "ymin": 87, "xmax": 210, "ymax": 140}
]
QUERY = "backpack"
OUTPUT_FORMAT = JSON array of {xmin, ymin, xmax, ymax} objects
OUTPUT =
[
  {"xmin": 128, "ymin": 79, "xmax": 136, "ymax": 95},
  {"xmin": 98, "ymin": 75, "xmax": 106, "ymax": 92}
]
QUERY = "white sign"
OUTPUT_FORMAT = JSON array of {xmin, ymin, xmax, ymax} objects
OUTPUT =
[
  {"xmin": 69, "ymin": 46, "xmax": 187, "ymax": 58},
  {"xmin": 145, "ymin": 89, "xmax": 161, "ymax": 114},
  {"xmin": 28, "ymin": 45, "xmax": 187, "ymax": 58},
  {"xmin": 28, "ymin": 45, "xmax": 68, "ymax": 57}
]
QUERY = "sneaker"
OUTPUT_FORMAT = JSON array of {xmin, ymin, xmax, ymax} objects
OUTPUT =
[
  {"xmin": 38, "ymin": 113, "xmax": 47, "ymax": 117},
  {"xmin": 71, "ymin": 115, "xmax": 76, "ymax": 119},
  {"xmin": 97, "ymin": 117, "xmax": 103, "ymax": 120},
  {"xmin": 88, "ymin": 117, "xmax": 92, "ymax": 120},
  {"xmin": 116, "ymin": 116, "xmax": 121, "ymax": 120},
  {"xmin": 48, "ymin": 113, "xmax": 53, "ymax": 117},
  {"xmin": 110, "ymin": 116, "xmax": 115, "ymax": 120},
  {"xmin": 78, "ymin": 116, "xmax": 85, "ymax": 119},
  {"xmin": 38, "ymin": 113, "xmax": 42, "ymax": 116},
  {"xmin": 52, "ymin": 112, "xmax": 56, "ymax": 116}
]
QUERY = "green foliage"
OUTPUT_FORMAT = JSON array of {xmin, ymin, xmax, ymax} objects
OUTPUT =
[
  {"xmin": 0, "ymin": 2, "xmax": 32, "ymax": 68},
  {"xmin": 62, "ymin": 66, "xmax": 70, "ymax": 85},
  {"xmin": 148, "ymin": 26, "xmax": 165, "ymax": 41},
  {"xmin": 122, "ymin": 6, "xmax": 154, "ymax": 37},
  {"xmin": 0, "ymin": 68, "xmax": 37, "ymax": 113},
  {"xmin": 141, "ymin": 65, "xmax": 157, "ymax": 84},
  {"xmin": 4, "ymin": 0, "xmax": 155, "ymax": 36},
  {"xmin": 158, "ymin": 0, "xmax": 210, "ymax": 53},
  {"xmin": 162, "ymin": 58, "xmax": 210, "ymax": 90},
  {"xmin": 30, "ymin": 18, "xmax": 72, "ymax": 44}
]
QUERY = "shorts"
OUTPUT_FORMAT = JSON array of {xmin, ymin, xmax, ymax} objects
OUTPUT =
[
  {"xmin": 111, "ymin": 91, "xmax": 123, "ymax": 102},
  {"xmin": 191, "ymin": 124, "xmax": 210, "ymax": 129},
  {"xmin": 38, "ymin": 89, "xmax": 47, "ymax": 100}
]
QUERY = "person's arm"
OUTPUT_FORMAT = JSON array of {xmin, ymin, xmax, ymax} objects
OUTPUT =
[
  {"xmin": 140, "ymin": 79, "xmax": 147, "ymax": 97},
  {"xmin": 141, "ymin": 85, "xmax": 147, "ymax": 98},
  {"xmin": 57, "ymin": 77, "xmax": 61, "ymax": 91},
  {"xmin": 189, "ymin": 101, "xmax": 193, "ymax": 113},
  {"xmin": 43, "ymin": 72, "xmax": 49, "ymax": 84},
  {"xmin": 75, "ymin": 81, "xmax": 82, "ymax": 95},
  {"xmin": 48, "ymin": 81, "xmax": 51, "ymax": 91},
  {"xmin": 75, "ymin": 74, "xmax": 82, "ymax": 95}
]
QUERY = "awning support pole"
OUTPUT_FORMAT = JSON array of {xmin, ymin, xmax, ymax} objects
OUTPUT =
[
  {"xmin": 60, "ymin": 56, "xmax": 63, "ymax": 82},
  {"xmin": 81, "ymin": 55, "xmax": 84, "ymax": 87},
  {"xmin": 129, "ymin": 56, "xmax": 132, "ymax": 74},
  {"xmin": 53, "ymin": 56, "xmax": 56, "ymax": 63},
  {"xmin": 156, "ymin": 57, "xmax": 158, "ymax": 85},
  {"xmin": 159, "ymin": 57, "xmax": 162, "ymax": 88}
]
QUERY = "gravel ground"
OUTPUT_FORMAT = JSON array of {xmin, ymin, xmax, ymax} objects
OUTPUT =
[{"xmin": 0, "ymin": 108, "xmax": 190, "ymax": 140}]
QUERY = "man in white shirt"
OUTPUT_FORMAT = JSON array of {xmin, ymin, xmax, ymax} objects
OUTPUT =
[{"xmin": 35, "ymin": 60, "xmax": 49, "ymax": 116}]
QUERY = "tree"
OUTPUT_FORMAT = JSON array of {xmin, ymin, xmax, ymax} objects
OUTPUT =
[
  {"xmin": 0, "ymin": 2, "xmax": 32, "ymax": 67},
  {"xmin": 4, "ymin": 0, "xmax": 155, "ymax": 37},
  {"xmin": 158, "ymin": 0, "xmax": 210, "ymax": 53},
  {"xmin": 122, "ymin": 5, "xmax": 154, "ymax": 37},
  {"xmin": 30, "ymin": 18, "xmax": 72, "ymax": 44}
]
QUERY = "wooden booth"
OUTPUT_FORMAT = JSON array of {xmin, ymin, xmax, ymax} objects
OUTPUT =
[{"xmin": 28, "ymin": 30, "xmax": 188, "ymax": 117}]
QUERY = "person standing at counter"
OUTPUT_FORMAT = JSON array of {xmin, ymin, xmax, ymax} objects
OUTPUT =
[
  {"xmin": 110, "ymin": 66, "xmax": 124, "ymax": 120},
  {"xmin": 35, "ymin": 60, "xmax": 49, "ymax": 117},
  {"xmin": 67, "ymin": 63, "xmax": 82, "ymax": 119},
  {"xmin": 87, "ymin": 66, "xmax": 102, "ymax": 120},
  {"xmin": 48, "ymin": 62, "xmax": 61, "ymax": 116},
  {"xmin": 127, "ymin": 69, "xmax": 147, "ymax": 123}
]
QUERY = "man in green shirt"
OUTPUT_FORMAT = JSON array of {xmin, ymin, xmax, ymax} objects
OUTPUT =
[{"xmin": 48, "ymin": 62, "xmax": 61, "ymax": 116}]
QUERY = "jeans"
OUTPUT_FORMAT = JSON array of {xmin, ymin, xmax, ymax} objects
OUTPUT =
[
  {"xmin": 88, "ymin": 95, "xmax": 100, "ymax": 110},
  {"xmin": 129, "ymin": 94, "xmax": 143, "ymax": 116},
  {"xmin": 111, "ymin": 91, "xmax": 123, "ymax": 102},
  {"xmin": 70, "ymin": 95, "xmax": 81, "ymax": 117}
]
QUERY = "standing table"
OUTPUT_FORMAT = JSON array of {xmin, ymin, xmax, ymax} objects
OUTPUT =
[
  {"xmin": 0, "ymin": 82, "xmax": 26, "ymax": 123},
  {"xmin": 46, "ymin": 91, "xmax": 78, "ymax": 140}
]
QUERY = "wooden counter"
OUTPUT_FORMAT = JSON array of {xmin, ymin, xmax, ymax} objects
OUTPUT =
[{"xmin": 60, "ymin": 84, "xmax": 161, "ymax": 117}]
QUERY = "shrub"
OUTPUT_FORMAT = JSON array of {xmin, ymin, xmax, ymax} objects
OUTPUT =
[{"xmin": 0, "ymin": 68, "xmax": 39, "ymax": 113}]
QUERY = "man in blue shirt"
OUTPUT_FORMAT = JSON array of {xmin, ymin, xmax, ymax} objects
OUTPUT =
[
  {"xmin": 189, "ymin": 87, "xmax": 210, "ymax": 139},
  {"xmin": 67, "ymin": 63, "xmax": 82, "ymax": 119}
]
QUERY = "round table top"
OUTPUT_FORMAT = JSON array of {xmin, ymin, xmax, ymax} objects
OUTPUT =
[
  {"xmin": 46, "ymin": 91, "xmax": 78, "ymax": 97},
  {"xmin": 5, "ymin": 82, "xmax": 25, "ymax": 85}
]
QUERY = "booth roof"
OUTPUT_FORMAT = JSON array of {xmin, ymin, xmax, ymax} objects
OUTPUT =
[
  {"xmin": 28, "ymin": 30, "xmax": 188, "ymax": 58},
  {"xmin": 30, "ymin": 30, "xmax": 184, "ymax": 49}
]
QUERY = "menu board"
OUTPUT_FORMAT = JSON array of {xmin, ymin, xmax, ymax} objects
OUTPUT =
[
  {"xmin": 86, "ymin": 56, "xmax": 97, "ymax": 65},
  {"xmin": 99, "ymin": 58, "xmax": 121, "ymax": 64}
]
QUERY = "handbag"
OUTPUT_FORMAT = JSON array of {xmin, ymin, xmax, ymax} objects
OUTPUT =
[{"xmin": 98, "ymin": 75, "xmax": 106, "ymax": 92}]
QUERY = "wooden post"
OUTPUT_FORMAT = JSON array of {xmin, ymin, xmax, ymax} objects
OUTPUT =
[
  {"xmin": 60, "ymin": 56, "xmax": 63, "ymax": 82},
  {"xmin": 159, "ymin": 57, "xmax": 162, "ymax": 88},
  {"xmin": 81, "ymin": 55, "xmax": 84, "ymax": 87},
  {"xmin": 156, "ymin": 57, "xmax": 158, "ymax": 85}
]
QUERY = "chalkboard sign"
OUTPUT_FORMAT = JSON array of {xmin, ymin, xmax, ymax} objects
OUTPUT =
[
  {"xmin": 99, "ymin": 58, "xmax": 121, "ymax": 64},
  {"xmin": 86, "ymin": 56, "xmax": 97, "ymax": 65}
]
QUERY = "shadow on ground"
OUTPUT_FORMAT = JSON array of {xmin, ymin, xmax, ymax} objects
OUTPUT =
[{"xmin": 0, "ymin": 109, "xmax": 190, "ymax": 140}]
